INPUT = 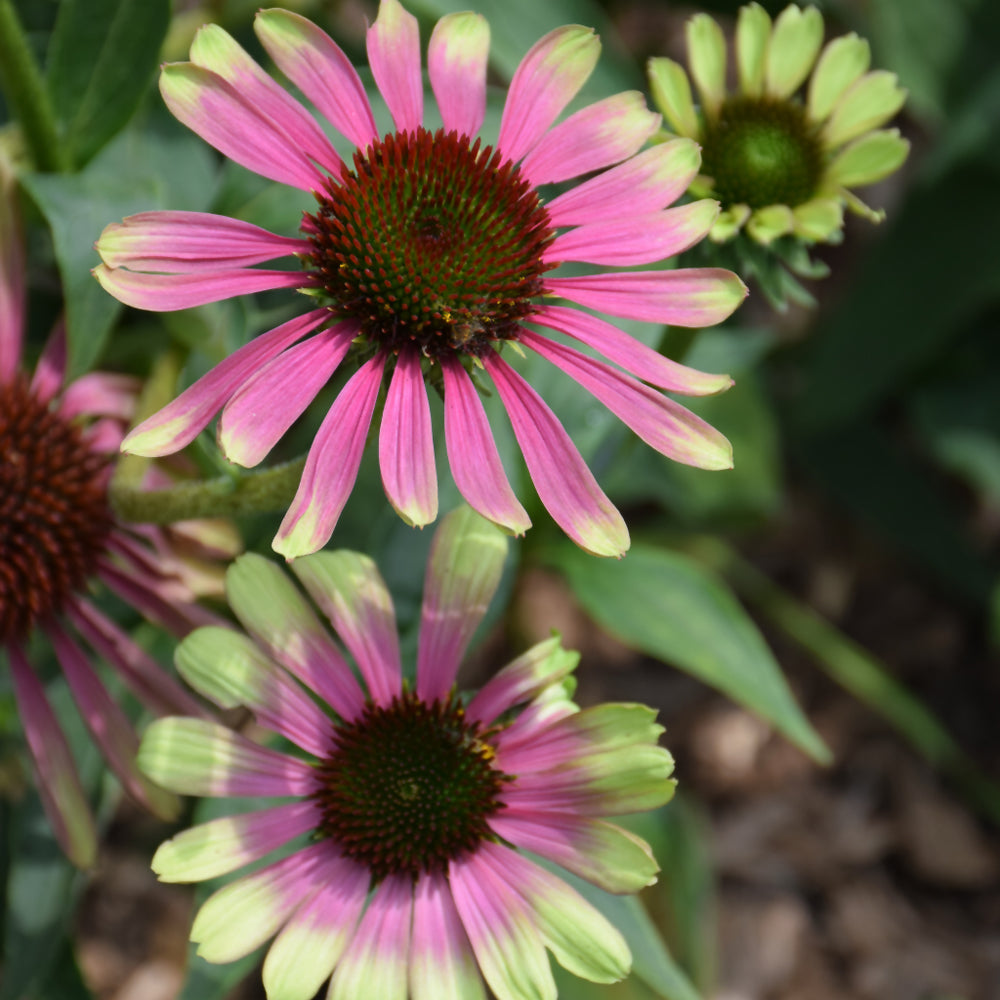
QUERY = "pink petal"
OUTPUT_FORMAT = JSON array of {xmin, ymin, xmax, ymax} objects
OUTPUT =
[
  {"xmin": 59, "ymin": 372, "xmax": 138, "ymax": 421},
  {"xmin": 546, "ymin": 267, "xmax": 748, "ymax": 327},
  {"xmin": 519, "ymin": 91, "xmax": 660, "ymax": 187},
  {"xmin": 274, "ymin": 355, "xmax": 386, "ymax": 559},
  {"xmin": 255, "ymin": 8, "xmax": 379, "ymax": 149},
  {"xmin": 441, "ymin": 358, "xmax": 530, "ymax": 535},
  {"xmin": 366, "ymin": 0, "xmax": 423, "ymax": 134},
  {"xmin": 545, "ymin": 200, "xmax": 719, "ymax": 267},
  {"xmin": 529, "ymin": 304, "xmax": 731, "ymax": 395},
  {"xmin": 484, "ymin": 353, "xmax": 629, "ymax": 558},
  {"xmin": 497, "ymin": 25, "xmax": 600, "ymax": 165},
  {"xmin": 96, "ymin": 211, "xmax": 308, "ymax": 273},
  {"xmin": 9, "ymin": 648, "xmax": 96, "ymax": 868},
  {"xmin": 160, "ymin": 63, "xmax": 329, "ymax": 191},
  {"xmin": 429, "ymin": 12, "xmax": 490, "ymax": 137},
  {"xmin": 519, "ymin": 330, "xmax": 733, "ymax": 470},
  {"xmin": 0, "ymin": 177, "xmax": 25, "ymax": 382},
  {"xmin": 219, "ymin": 321, "xmax": 358, "ymax": 467},
  {"xmin": 122, "ymin": 308, "xmax": 331, "ymax": 457},
  {"xmin": 379, "ymin": 347, "xmax": 438, "ymax": 527},
  {"xmin": 93, "ymin": 262, "xmax": 310, "ymax": 312},
  {"xmin": 544, "ymin": 139, "xmax": 703, "ymax": 226},
  {"xmin": 29, "ymin": 319, "xmax": 67, "ymax": 403}
]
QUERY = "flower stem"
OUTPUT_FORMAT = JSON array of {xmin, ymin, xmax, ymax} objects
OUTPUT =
[
  {"xmin": 0, "ymin": 0, "xmax": 68, "ymax": 172},
  {"xmin": 692, "ymin": 536, "xmax": 1000, "ymax": 825}
]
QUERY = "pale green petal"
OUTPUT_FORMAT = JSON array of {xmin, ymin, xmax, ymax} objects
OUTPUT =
[
  {"xmin": 745, "ymin": 203, "xmax": 796, "ymax": 244},
  {"xmin": 807, "ymin": 33, "xmax": 870, "ymax": 123},
  {"xmin": 840, "ymin": 186, "xmax": 886, "ymax": 223},
  {"xmin": 559, "ymin": 744, "xmax": 678, "ymax": 813},
  {"xmin": 709, "ymin": 203, "xmax": 751, "ymax": 242},
  {"xmin": 735, "ymin": 2, "xmax": 771, "ymax": 96},
  {"xmin": 562, "ymin": 703, "xmax": 665, "ymax": 752},
  {"xmin": 175, "ymin": 625, "xmax": 273, "ymax": 709},
  {"xmin": 823, "ymin": 70, "xmax": 907, "ymax": 148},
  {"xmin": 791, "ymin": 197, "xmax": 844, "ymax": 241},
  {"xmin": 765, "ymin": 5, "xmax": 824, "ymax": 99},
  {"xmin": 826, "ymin": 128, "xmax": 909, "ymax": 187},
  {"xmin": 686, "ymin": 14, "xmax": 727, "ymax": 116},
  {"xmin": 647, "ymin": 57, "xmax": 699, "ymax": 137}
]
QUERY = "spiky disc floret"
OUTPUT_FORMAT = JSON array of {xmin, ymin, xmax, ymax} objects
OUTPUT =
[
  {"xmin": 313, "ymin": 691, "xmax": 510, "ymax": 879},
  {"xmin": 305, "ymin": 127, "xmax": 555, "ymax": 359},
  {"xmin": 0, "ymin": 378, "xmax": 112, "ymax": 643}
]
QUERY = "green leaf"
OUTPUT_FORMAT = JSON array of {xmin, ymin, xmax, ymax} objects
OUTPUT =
[
  {"xmin": 45, "ymin": 0, "xmax": 171, "ymax": 166},
  {"xmin": 552, "ymin": 542, "xmax": 830, "ymax": 762}
]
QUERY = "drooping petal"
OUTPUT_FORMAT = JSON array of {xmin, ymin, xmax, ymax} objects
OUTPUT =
[
  {"xmin": 519, "ymin": 91, "xmax": 660, "ymax": 187},
  {"xmin": 441, "ymin": 358, "xmax": 531, "ymax": 536},
  {"xmin": 519, "ymin": 330, "xmax": 733, "ymax": 470},
  {"xmin": 122, "ymin": 308, "xmax": 330, "ymax": 457},
  {"xmin": 735, "ymin": 2, "xmax": 771, "ymax": 97},
  {"xmin": 328, "ymin": 874, "xmax": 413, "ymax": 1000},
  {"xmin": 219, "ymin": 321, "xmax": 357, "ymax": 467},
  {"xmin": 544, "ymin": 139, "xmax": 702, "ymax": 226},
  {"xmin": 485, "ymin": 353, "xmax": 629, "ymax": 558},
  {"xmin": 152, "ymin": 800, "xmax": 319, "ymax": 883},
  {"xmin": 416, "ymin": 506, "xmax": 508, "ymax": 703},
  {"xmin": 765, "ymin": 5, "xmax": 824, "ymax": 99},
  {"xmin": 366, "ymin": 0, "xmax": 423, "ymax": 133},
  {"xmin": 0, "ymin": 168, "xmax": 25, "ymax": 382},
  {"xmin": 826, "ymin": 128, "xmax": 910, "ymax": 188},
  {"xmin": 411, "ymin": 874, "xmax": 486, "ymax": 1000},
  {"xmin": 224, "ymin": 552, "xmax": 366, "ymax": 722},
  {"xmin": 92, "ymin": 262, "xmax": 309, "ymax": 312},
  {"xmin": 138, "ymin": 717, "xmax": 318, "ymax": 798},
  {"xmin": 159, "ymin": 62, "xmax": 327, "ymax": 191},
  {"xmin": 646, "ymin": 57, "xmax": 699, "ymax": 137},
  {"xmin": 290, "ymin": 549, "xmax": 402, "ymax": 706},
  {"xmin": 255, "ymin": 7, "xmax": 378, "ymax": 148},
  {"xmin": 746, "ymin": 203, "xmax": 795, "ymax": 244},
  {"xmin": 9, "ymin": 648, "xmax": 96, "ymax": 868},
  {"xmin": 429, "ymin": 12, "xmax": 490, "ymax": 137},
  {"xmin": 273, "ymin": 354, "xmax": 386, "ymax": 559},
  {"xmin": 544, "ymin": 200, "xmax": 719, "ymax": 267},
  {"xmin": 807, "ymin": 33, "xmax": 871, "ymax": 124},
  {"xmin": 529, "ymin": 304, "xmax": 731, "ymax": 395},
  {"xmin": 28, "ymin": 319, "xmax": 67, "ymax": 403},
  {"xmin": 686, "ymin": 14, "xmax": 727, "ymax": 116},
  {"xmin": 709, "ymin": 202, "xmax": 751, "ymax": 242},
  {"xmin": 822, "ymin": 70, "xmax": 907, "ymax": 149},
  {"xmin": 546, "ymin": 267, "xmax": 747, "ymax": 328},
  {"xmin": 791, "ymin": 197, "xmax": 845, "ymax": 241},
  {"xmin": 379, "ymin": 348, "xmax": 438, "ymax": 527},
  {"xmin": 497, "ymin": 25, "xmax": 601, "ymax": 165},
  {"xmin": 95, "ymin": 211, "xmax": 308, "ymax": 273}
]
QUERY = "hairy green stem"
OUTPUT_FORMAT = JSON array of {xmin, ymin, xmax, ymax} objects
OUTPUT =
[{"xmin": 0, "ymin": 0, "xmax": 67, "ymax": 172}]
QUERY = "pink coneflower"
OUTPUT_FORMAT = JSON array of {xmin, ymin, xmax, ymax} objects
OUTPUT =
[
  {"xmin": 139, "ymin": 507, "xmax": 675, "ymax": 1000},
  {"xmin": 95, "ymin": 0, "xmax": 748, "ymax": 559},
  {"xmin": 0, "ymin": 177, "xmax": 236, "ymax": 867}
]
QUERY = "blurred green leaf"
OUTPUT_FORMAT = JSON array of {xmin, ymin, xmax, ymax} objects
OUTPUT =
[
  {"xmin": 46, "ymin": 0, "xmax": 170, "ymax": 166},
  {"xmin": 552, "ymin": 542, "xmax": 830, "ymax": 762}
]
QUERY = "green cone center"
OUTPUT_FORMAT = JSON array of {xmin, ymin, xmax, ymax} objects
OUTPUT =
[
  {"xmin": 313, "ymin": 692, "xmax": 510, "ymax": 879},
  {"xmin": 700, "ymin": 96, "xmax": 823, "ymax": 210},
  {"xmin": 304, "ymin": 127, "xmax": 555, "ymax": 359},
  {"xmin": 0, "ymin": 377, "xmax": 112, "ymax": 643}
]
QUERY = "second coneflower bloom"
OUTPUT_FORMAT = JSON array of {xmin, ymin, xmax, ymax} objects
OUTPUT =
[{"xmin": 95, "ymin": 0, "xmax": 747, "ymax": 560}]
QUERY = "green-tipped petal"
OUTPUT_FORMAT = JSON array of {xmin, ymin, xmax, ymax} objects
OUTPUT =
[
  {"xmin": 765, "ymin": 5, "xmax": 824, "ymax": 99},
  {"xmin": 175, "ymin": 626, "xmax": 272, "ymax": 709},
  {"xmin": 562, "ymin": 703, "xmax": 666, "ymax": 752},
  {"xmin": 791, "ymin": 197, "xmax": 844, "ymax": 241},
  {"xmin": 735, "ymin": 2, "xmax": 771, "ymax": 97},
  {"xmin": 709, "ymin": 202, "xmax": 751, "ymax": 242},
  {"xmin": 807, "ymin": 32, "xmax": 871, "ymax": 123},
  {"xmin": 745, "ymin": 203, "xmax": 795, "ymax": 244},
  {"xmin": 685, "ymin": 14, "xmax": 727, "ymax": 116},
  {"xmin": 823, "ymin": 70, "xmax": 907, "ymax": 148},
  {"xmin": 826, "ymin": 128, "xmax": 910, "ymax": 188},
  {"xmin": 647, "ymin": 57, "xmax": 699, "ymax": 137}
]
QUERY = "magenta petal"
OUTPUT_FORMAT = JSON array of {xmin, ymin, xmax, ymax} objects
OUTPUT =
[
  {"xmin": 29, "ymin": 320, "xmax": 68, "ymax": 403},
  {"xmin": 411, "ymin": 874, "xmax": 483, "ymax": 1000},
  {"xmin": 529, "ymin": 304, "xmax": 731, "ymax": 395},
  {"xmin": 428, "ymin": 13, "xmax": 490, "ymax": 137},
  {"xmin": 546, "ymin": 268, "xmax": 748, "ymax": 328},
  {"xmin": 366, "ymin": 0, "xmax": 423, "ymax": 133},
  {"xmin": 9, "ymin": 648, "xmax": 97, "ymax": 868},
  {"xmin": 274, "ymin": 355, "xmax": 386, "ymax": 559},
  {"xmin": 0, "ymin": 176, "xmax": 25, "ymax": 382},
  {"xmin": 519, "ymin": 330, "xmax": 733, "ymax": 470},
  {"xmin": 93, "ymin": 263, "xmax": 310, "ymax": 312},
  {"xmin": 484, "ymin": 353, "xmax": 629, "ymax": 558},
  {"xmin": 441, "ymin": 359, "xmax": 531, "ymax": 536},
  {"xmin": 59, "ymin": 372, "xmax": 138, "ymax": 421},
  {"xmin": 220, "ymin": 321, "xmax": 358, "ymax": 468},
  {"xmin": 122, "ymin": 308, "xmax": 330, "ymax": 457},
  {"xmin": 379, "ymin": 348, "xmax": 438, "ymax": 527}
]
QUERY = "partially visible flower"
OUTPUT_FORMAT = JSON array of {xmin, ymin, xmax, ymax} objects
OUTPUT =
[
  {"xmin": 649, "ymin": 3, "xmax": 909, "ymax": 245},
  {"xmin": 139, "ymin": 507, "xmax": 675, "ymax": 1000},
  {"xmin": 0, "ymin": 173, "xmax": 238, "ymax": 867},
  {"xmin": 95, "ymin": 0, "xmax": 747, "ymax": 560}
]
